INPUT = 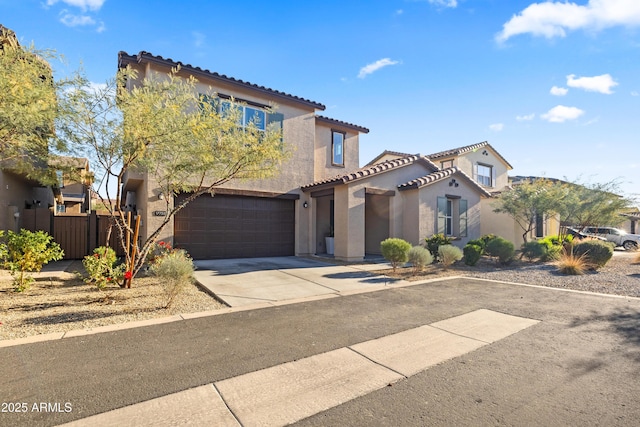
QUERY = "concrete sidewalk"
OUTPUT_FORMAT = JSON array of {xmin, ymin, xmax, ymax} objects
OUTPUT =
[
  {"xmin": 61, "ymin": 309, "xmax": 539, "ymax": 426},
  {"xmin": 194, "ymin": 257, "xmax": 404, "ymax": 307}
]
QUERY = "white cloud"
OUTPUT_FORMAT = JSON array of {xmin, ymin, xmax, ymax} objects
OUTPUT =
[
  {"xmin": 516, "ymin": 113, "xmax": 536, "ymax": 121},
  {"xmin": 489, "ymin": 123, "xmax": 504, "ymax": 131},
  {"xmin": 496, "ymin": 0, "xmax": 640, "ymax": 43},
  {"xmin": 427, "ymin": 0, "xmax": 457, "ymax": 7},
  {"xmin": 60, "ymin": 13, "xmax": 95, "ymax": 27},
  {"xmin": 395, "ymin": 9, "xmax": 404, "ymax": 15},
  {"xmin": 541, "ymin": 105, "xmax": 585, "ymax": 122},
  {"xmin": 47, "ymin": 0, "xmax": 105, "ymax": 11},
  {"xmin": 357, "ymin": 58, "xmax": 400, "ymax": 79},
  {"xmin": 550, "ymin": 86, "xmax": 568, "ymax": 96},
  {"xmin": 566, "ymin": 73, "xmax": 618, "ymax": 94},
  {"xmin": 632, "ymin": 91, "xmax": 639, "ymax": 96},
  {"xmin": 192, "ymin": 31, "xmax": 206, "ymax": 48}
]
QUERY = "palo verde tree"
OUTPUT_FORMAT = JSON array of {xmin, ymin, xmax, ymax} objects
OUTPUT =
[
  {"xmin": 493, "ymin": 178, "xmax": 564, "ymax": 245},
  {"xmin": 555, "ymin": 179, "xmax": 633, "ymax": 233},
  {"xmin": 57, "ymin": 67, "xmax": 288, "ymax": 285},
  {"xmin": 0, "ymin": 26, "xmax": 68, "ymax": 183}
]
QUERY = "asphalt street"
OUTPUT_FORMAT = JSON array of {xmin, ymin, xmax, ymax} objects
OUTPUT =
[{"xmin": 1, "ymin": 277, "xmax": 639, "ymax": 426}]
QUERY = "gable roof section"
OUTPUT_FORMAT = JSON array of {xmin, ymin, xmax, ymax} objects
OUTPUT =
[
  {"xmin": 118, "ymin": 51, "xmax": 326, "ymax": 111},
  {"xmin": 427, "ymin": 141, "xmax": 513, "ymax": 169},
  {"xmin": 365, "ymin": 150, "xmax": 416, "ymax": 166},
  {"xmin": 301, "ymin": 155, "xmax": 438, "ymax": 192},
  {"xmin": 315, "ymin": 115, "xmax": 369, "ymax": 134},
  {"xmin": 398, "ymin": 167, "xmax": 492, "ymax": 197}
]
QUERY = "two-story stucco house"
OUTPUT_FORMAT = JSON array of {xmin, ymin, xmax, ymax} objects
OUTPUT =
[{"xmin": 119, "ymin": 51, "xmax": 503, "ymax": 262}]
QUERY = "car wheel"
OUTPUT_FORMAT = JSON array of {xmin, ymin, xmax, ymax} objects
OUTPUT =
[{"xmin": 622, "ymin": 241, "xmax": 638, "ymax": 251}]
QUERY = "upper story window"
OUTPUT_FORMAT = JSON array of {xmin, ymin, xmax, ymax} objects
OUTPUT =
[
  {"xmin": 332, "ymin": 131, "xmax": 345, "ymax": 166},
  {"xmin": 221, "ymin": 100, "xmax": 266, "ymax": 131},
  {"xmin": 441, "ymin": 160, "xmax": 454, "ymax": 169},
  {"xmin": 474, "ymin": 163, "xmax": 494, "ymax": 187}
]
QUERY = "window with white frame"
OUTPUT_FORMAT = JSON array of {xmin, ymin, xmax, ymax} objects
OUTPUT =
[
  {"xmin": 437, "ymin": 196, "xmax": 468, "ymax": 237},
  {"xmin": 475, "ymin": 163, "xmax": 493, "ymax": 187},
  {"xmin": 332, "ymin": 130, "xmax": 345, "ymax": 166}
]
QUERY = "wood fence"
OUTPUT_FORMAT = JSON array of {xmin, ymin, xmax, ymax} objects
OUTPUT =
[{"xmin": 22, "ymin": 210, "xmax": 127, "ymax": 259}]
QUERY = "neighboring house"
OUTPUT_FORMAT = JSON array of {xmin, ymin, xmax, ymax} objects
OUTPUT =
[
  {"xmin": 51, "ymin": 156, "xmax": 93, "ymax": 214},
  {"xmin": 0, "ymin": 25, "xmax": 55, "ymax": 232},
  {"xmin": 620, "ymin": 208, "xmax": 640, "ymax": 234}
]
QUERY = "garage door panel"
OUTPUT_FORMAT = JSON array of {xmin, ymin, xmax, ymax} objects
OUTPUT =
[{"xmin": 174, "ymin": 194, "xmax": 295, "ymax": 259}]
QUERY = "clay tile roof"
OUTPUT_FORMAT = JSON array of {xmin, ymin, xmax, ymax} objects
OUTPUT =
[
  {"xmin": 365, "ymin": 150, "xmax": 416, "ymax": 166},
  {"xmin": 315, "ymin": 115, "xmax": 369, "ymax": 134},
  {"xmin": 398, "ymin": 167, "xmax": 492, "ymax": 197},
  {"xmin": 427, "ymin": 141, "xmax": 513, "ymax": 169},
  {"xmin": 118, "ymin": 51, "xmax": 326, "ymax": 111},
  {"xmin": 302, "ymin": 155, "xmax": 436, "ymax": 191}
]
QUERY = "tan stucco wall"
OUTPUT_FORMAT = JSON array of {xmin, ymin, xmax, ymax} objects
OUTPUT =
[
  {"xmin": 0, "ymin": 171, "xmax": 53, "ymax": 232},
  {"xmin": 332, "ymin": 162, "xmax": 434, "ymax": 261},
  {"xmin": 314, "ymin": 123, "xmax": 360, "ymax": 181},
  {"xmin": 415, "ymin": 176, "xmax": 483, "ymax": 248},
  {"xmin": 456, "ymin": 148, "xmax": 510, "ymax": 190}
]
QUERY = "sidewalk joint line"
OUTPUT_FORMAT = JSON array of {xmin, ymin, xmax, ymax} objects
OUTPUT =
[
  {"xmin": 277, "ymin": 269, "xmax": 341, "ymax": 292},
  {"xmin": 213, "ymin": 382, "xmax": 245, "ymax": 427},
  {"xmin": 346, "ymin": 346, "xmax": 408, "ymax": 379},
  {"xmin": 426, "ymin": 324, "xmax": 492, "ymax": 344}
]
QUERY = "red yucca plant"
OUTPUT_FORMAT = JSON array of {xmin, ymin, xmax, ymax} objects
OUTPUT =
[{"xmin": 556, "ymin": 251, "xmax": 590, "ymax": 275}]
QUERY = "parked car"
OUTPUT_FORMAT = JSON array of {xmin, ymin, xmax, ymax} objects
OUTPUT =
[
  {"xmin": 565, "ymin": 227, "xmax": 606, "ymax": 241},
  {"xmin": 580, "ymin": 226, "xmax": 640, "ymax": 250}
]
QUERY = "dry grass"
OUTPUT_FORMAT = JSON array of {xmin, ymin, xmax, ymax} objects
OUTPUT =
[
  {"xmin": 0, "ymin": 262, "xmax": 224, "ymax": 341},
  {"xmin": 555, "ymin": 252, "xmax": 589, "ymax": 275}
]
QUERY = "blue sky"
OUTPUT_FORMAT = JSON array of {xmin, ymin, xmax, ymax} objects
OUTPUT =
[{"xmin": 2, "ymin": 0, "xmax": 639, "ymax": 201}]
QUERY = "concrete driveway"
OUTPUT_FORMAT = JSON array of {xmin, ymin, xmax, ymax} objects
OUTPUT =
[{"xmin": 194, "ymin": 256, "xmax": 403, "ymax": 307}]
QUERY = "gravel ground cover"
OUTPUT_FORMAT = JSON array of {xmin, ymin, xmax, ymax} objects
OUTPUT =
[
  {"xmin": 0, "ymin": 261, "xmax": 225, "ymax": 341},
  {"xmin": 1, "ymin": 252, "xmax": 638, "ymax": 341}
]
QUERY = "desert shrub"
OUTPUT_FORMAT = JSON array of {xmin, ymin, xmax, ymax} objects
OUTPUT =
[
  {"xmin": 438, "ymin": 245, "xmax": 463, "ymax": 269},
  {"xmin": 556, "ymin": 251, "xmax": 588, "ymax": 275},
  {"xmin": 83, "ymin": 246, "xmax": 125, "ymax": 289},
  {"xmin": 485, "ymin": 236, "xmax": 515, "ymax": 265},
  {"xmin": 521, "ymin": 241, "xmax": 545, "ymax": 261},
  {"xmin": 407, "ymin": 246, "xmax": 433, "ymax": 274},
  {"xmin": 0, "ymin": 229, "xmax": 64, "ymax": 292},
  {"xmin": 149, "ymin": 249, "xmax": 195, "ymax": 308},
  {"xmin": 424, "ymin": 234, "xmax": 453, "ymax": 262},
  {"xmin": 145, "ymin": 240, "xmax": 174, "ymax": 265},
  {"xmin": 467, "ymin": 239, "xmax": 486, "ymax": 253},
  {"xmin": 480, "ymin": 234, "xmax": 497, "ymax": 247},
  {"xmin": 380, "ymin": 238, "xmax": 412, "ymax": 272},
  {"xmin": 573, "ymin": 240, "xmax": 614, "ymax": 269},
  {"xmin": 463, "ymin": 244, "xmax": 483, "ymax": 266}
]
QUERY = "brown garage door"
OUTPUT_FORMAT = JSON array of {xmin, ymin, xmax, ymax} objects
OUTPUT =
[{"xmin": 174, "ymin": 194, "xmax": 295, "ymax": 259}]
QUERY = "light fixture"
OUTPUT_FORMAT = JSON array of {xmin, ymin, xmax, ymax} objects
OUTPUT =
[
  {"xmin": 13, "ymin": 212, "xmax": 20, "ymax": 218},
  {"xmin": 158, "ymin": 192, "xmax": 165, "ymax": 200},
  {"xmin": 303, "ymin": 201, "xmax": 309, "ymax": 208}
]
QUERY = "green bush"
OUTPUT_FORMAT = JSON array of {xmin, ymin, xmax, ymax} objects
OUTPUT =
[
  {"xmin": 463, "ymin": 244, "xmax": 483, "ymax": 266},
  {"xmin": 485, "ymin": 236, "xmax": 515, "ymax": 265},
  {"xmin": 467, "ymin": 239, "xmax": 486, "ymax": 253},
  {"xmin": 0, "ymin": 229, "xmax": 64, "ymax": 292},
  {"xmin": 573, "ymin": 240, "xmax": 614, "ymax": 269},
  {"xmin": 438, "ymin": 244, "xmax": 463, "ymax": 269},
  {"xmin": 83, "ymin": 246, "xmax": 125, "ymax": 289},
  {"xmin": 149, "ymin": 249, "xmax": 194, "ymax": 308},
  {"xmin": 480, "ymin": 234, "xmax": 498, "ymax": 247},
  {"xmin": 381, "ymin": 238, "xmax": 412, "ymax": 272},
  {"xmin": 424, "ymin": 234, "xmax": 453, "ymax": 262},
  {"xmin": 408, "ymin": 246, "xmax": 433, "ymax": 274},
  {"xmin": 521, "ymin": 241, "xmax": 545, "ymax": 261}
]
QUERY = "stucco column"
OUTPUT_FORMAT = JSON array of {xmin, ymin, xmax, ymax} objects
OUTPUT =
[{"xmin": 333, "ymin": 185, "xmax": 365, "ymax": 261}]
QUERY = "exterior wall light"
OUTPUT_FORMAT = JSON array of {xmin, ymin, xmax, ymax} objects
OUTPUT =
[{"xmin": 303, "ymin": 201, "xmax": 309, "ymax": 208}]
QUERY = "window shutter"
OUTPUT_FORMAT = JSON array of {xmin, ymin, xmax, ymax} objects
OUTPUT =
[
  {"xmin": 267, "ymin": 112, "xmax": 284, "ymax": 130},
  {"xmin": 459, "ymin": 199, "xmax": 468, "ymax": 237},
  {"xmin": 491, "ymin": 167, "xmax": 496, "ymax": 188},
  {"xmin": 473, "ymin": 164, "xmax": 478, "ymax": 183}
]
